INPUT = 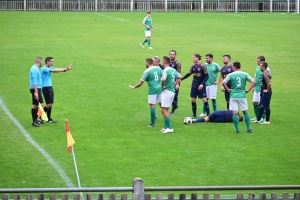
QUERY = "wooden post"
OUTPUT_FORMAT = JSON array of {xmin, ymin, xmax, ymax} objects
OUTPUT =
[
  {"xmin": 87, "ymin": 194, "xmax": 93, "ymax": 200},
  {"xmin": 38, "ymin": 194, "xmax": 45, "ymax": 200},
  {"xmin": 74, "ymin": 194, "xmax": 80, "ymax": 200},
  {"xmin": 144, "ymin": 194, "xmax": 151, "ymax": 200},
  {"xmin": 133, "ymin": 177, "xmax": 144, "ymax": 200},
  {"xmin": 133, "ymin": 194, "xmax": 139, "ymax": 200},
  {"xmin": 282, "ymin": 193, "xmax": 289, "ymax": 200},
  {"xmin": 121, "ymin": 194, "xmax": 128, "ymax": 200},
  {"xmin": 97, "ymin": 194, "xmax": 104, "ymax": 200},
  {"xmin": 270, "ymin": 0, "xmax": 273, "ymax": 12},
  {"xmin": 2, "ymin": 195, "xmax": 9, "ymax": 200},
  {"xmin": 271, "ymin": 193, "xmax": 278, "ymax": 200},
  {"xmin": 14, "ymin": 195, "xmax": 21, "ymax": 200},
  {"xmin": 191, "ymin": 193, "xmax": 197, "ymax": 200},
  {"xmin": 203, "ymin": 194, "xmax": 209, "ymax": 200},
  {"xmin": 61, "ymin": 194, "xmax": 68, "ymax": 200},
  {"xmin": 214, "ymin": 194, "xmax": 220, "ymax": 200},
  {"xmin": 26, "ymin": 195, "xmax": 33, "ymax": 200},
  {"xmin": 50, "ymin": 194, "xmax": 57, "ymax": 200},
  {"xmin": 237, "ymin": 193, "xmax": 243, "ymax": 200},
  {"xmin": 295, "ymin": 193, "xmax": 300, "ymax": 200},
  {"xmin": 235, "ymin": 0, "xmax": 238, "ymax": 12},
  {"xmin": 109, "ymin": 194, "xmax": 116, "ymax": 200},
  {"xmin": 179, "ymin": 194, "xmax": 186, "ymax": 200},
  {"xmin": 168, "ymin": 194, "xmax": 174, "ymax": 200},
  {"xmin": 248, "ymin": 193, "xmax": 255, "ymax": 200},
  {"xmin": 260, "ymin": 193, "xmax": 266, "ymax": 200},
  {"xmin": 156, "ymin": 194, "xmax": 163, "ymax": 200}
]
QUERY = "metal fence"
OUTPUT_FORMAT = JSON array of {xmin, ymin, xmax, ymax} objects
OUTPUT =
[{"xmin": 0, "ymin": 0, "xmax": 299, "ymax": 12}]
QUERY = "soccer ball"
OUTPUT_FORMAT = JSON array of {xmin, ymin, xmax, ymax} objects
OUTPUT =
[{"xmin": 184, "ymin": 117, "xmax": 193, "ymax": 125}]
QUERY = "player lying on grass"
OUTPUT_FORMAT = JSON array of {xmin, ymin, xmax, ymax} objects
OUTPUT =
[{"xmin": 187, "ymin": 110, "xmax": 243, "ymax": 124}]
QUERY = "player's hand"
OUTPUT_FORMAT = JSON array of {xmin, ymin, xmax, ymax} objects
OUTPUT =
[
  {"xmin": 263, "ymin": 89, "xmax": 268, "ymax": 93},
  {"xmin": 251, "ymin": 88, "xmax": 254, "ymax": 93},
  {"xmin": 128, "ymin": 85, "xmax": 135, "ymax": 89},
  {"xmin": 214, "ymin": 81, "xmax": 219, "ymax": 85},
  {"xmin": 245, "ymin": 90, "xmax": 249, "ymax": 93},
  {"xmin": 67, "ymin": 64, "xmax": 72, "ymax": 70},
  {"xmin": 221, "ymin": 87, "xmax": 225, "ymax": 92},
  {"xmin": 175, "ymin": 84, "xmax": 180, "ymax": 90},
  {"xmin": 227, "ymin": 89, "xmax": 232, "ymax": 93},
  {"xmin": 198, "ymin": 84, "xmax": 203, "ymax": 90},
  {"xmin": 34, "ymin": 92, "xmax": 39, "ymax": 101}
]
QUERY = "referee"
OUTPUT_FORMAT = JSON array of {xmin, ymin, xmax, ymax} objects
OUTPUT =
[
  {"xmin": 41, "ymin": 57, "xmax": 72, "ymax": 123},
  {"xmin": 29, "ymin": 56, "xmax": 43, "ymax": 127}
]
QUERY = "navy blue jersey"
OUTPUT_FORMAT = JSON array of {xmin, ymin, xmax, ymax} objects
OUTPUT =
[
  {"xmin": 208, "ymin": 110, "xmax": 233, "ymax": 122},
  {"xmin": 159, "ymin": 64, "xmax": 164, "ymax": 70},
  {"xmin": 224, "ymin": 110, "xmax": 233, "ymax": 122},
  {"xmin": 169, "ymin": 60, "xmax": 181, "ymax": 73},
  {"xmin": 189, "ymin": 63, "xmax": 208, "ymax": 88},
  {"xmin": 221, "ymin": 65, "xmax": 233, "ymax": 87},
  {"xmin": 260, "ymin": 71, "xmax": 272, "ymax": 97}
]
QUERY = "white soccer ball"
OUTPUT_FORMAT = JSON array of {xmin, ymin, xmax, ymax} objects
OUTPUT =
[{"xmin": 184, "ymin": 117, "xmax": 193, "ymax": 125}]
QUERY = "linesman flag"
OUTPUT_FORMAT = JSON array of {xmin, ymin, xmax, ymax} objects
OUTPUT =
[
  {"xmin": 37, "ymin": 103, "xmax": 48, "ymax": 121},
  {"xmin": 66, "ymin": 119, "xmax": 75, "ymax": 154}
]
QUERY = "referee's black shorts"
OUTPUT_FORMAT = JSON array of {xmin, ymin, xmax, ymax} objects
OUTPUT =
[
  {"xmin": 42, "ymin": 86, "xmax": 54, "ymax": 104},
  {"xmin": 30, "ymin": 88, "xmax": 43, "ymax": 105}
]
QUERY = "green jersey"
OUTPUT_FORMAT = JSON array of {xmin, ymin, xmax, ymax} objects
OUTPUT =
[
  {"xmin": 205, "ymin": 62, "xmax": 221, "ymax": 86},
  {"xmin": 143, "ymin": 17, "xmax": 152, "ymax": 31},
  {"xmin": 141, "ymin": 66, "xmax": 162, "ymax": 95},
  {"xmin": 224, "ymin": 71, "xmax": 254, "ymax": 98},
  {"xmin": 162, "ymin": 67, "xmax": 181, "ymax": 93},
  {"xmin": 254, "ymin": 65, "xmax": 271, "ymax": 92}
]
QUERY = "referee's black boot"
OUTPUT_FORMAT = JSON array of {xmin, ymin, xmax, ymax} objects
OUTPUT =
[
  {"xmin": 32, "ymin": 121, "xmax": 40, "ymax": 127},
  {"xmin": 38, "ymin": 118, "xmax": 45, "ymax": 124}
]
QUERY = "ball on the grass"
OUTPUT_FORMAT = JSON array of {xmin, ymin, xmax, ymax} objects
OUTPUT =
[{"xmin": 184, "ymin": 117, "xmax": 193, "ymax": 125}]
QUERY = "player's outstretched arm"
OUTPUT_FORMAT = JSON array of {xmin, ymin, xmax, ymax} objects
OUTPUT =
[
  {"xmin": 51, "ymin": 64, "xmax": 72, "ymax": 73},
  {"xmin": 128, "ymin": 81, "xmax": 144, "ymax": 89}
]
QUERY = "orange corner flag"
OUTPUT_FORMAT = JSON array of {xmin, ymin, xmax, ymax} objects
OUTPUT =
[
  {"xmin": 66, "ymin": 119, "xmax": 75, "ymax": 154},
  {"xmin": 37, "ymin": 103, "xmax": 48, "ymax": 121}
]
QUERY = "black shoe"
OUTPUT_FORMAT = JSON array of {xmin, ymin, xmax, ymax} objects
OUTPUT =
[
  {"xmin": 247, "ymin": 129, "xmax": 253, "ymax": 133},
  {"xmin": 38, "ymin": 118, "xmax": 45, "ymax": 124},
  {"xmin": 236, "ymin": 131, "xmax": 240, "ymax": 134},
  {"xmin": 48, "ymin": 119, "xmax": 57, "ymax": 123},
  {"xmin": 32, "ymin": 122, "xmax": 40, "ymax": 127}
]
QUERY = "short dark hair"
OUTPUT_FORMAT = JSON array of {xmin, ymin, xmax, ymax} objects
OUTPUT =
[
  {"xmin": 233, "ymin": 61, "xmax": 241, "ymax": 69},
  {"xmin": 146, "ymin": 58, "xmax": 153, "ymax": 65},
  {"xmin": 223, "ymin": 54, "xmax": 231, "ymax": 60},
  {"xmin": 147, "ymin": 11, "xmax": 151, "ymax": 14},
  {"xmin": 257, "ymin": 55, "xmax": 265, "ymax": 62},
  {"xmin": 194, "ymin": 53, "xmax": 202, "ymax": 60},
  {"xmin": 238, "ymin": 113, "xmax": 244, "ymax": 122},
  {"xmin": 45, "ymin": 57, "xmax": 53, "ymax": 64},
  {"xmin": 163, "ymin": 56, "xmax": 170, "ymax": 64},
  {"xmin": 261, "ymin": 61, "xmax": 268, "ymax": 68},
  {"xmin": 169, "ymin": 50, "xmax": 177, "ymax": 55},
  {"xmin": 206, "ymin": 53, "xmax": 213, "ymax": 59}
]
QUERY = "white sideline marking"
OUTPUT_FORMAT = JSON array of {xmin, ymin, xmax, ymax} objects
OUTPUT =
[
  {"xmin": 97, "ymin": 13, "xmax": 128, "ymax": 21},
  {"xmin": 0, "ymin": 97, "xmax": 75, "ymax": 188}
]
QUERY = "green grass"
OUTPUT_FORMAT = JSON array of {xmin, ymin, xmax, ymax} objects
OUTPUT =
[{"xmin": 0, "ymin": 11, "xmax": 300, "ymax": 197}]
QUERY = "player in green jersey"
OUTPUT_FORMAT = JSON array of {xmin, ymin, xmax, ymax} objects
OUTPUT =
[
  {"xmin": 251, "ymin": 55, "xmax": 271, "ymax": 122},
  {"xmin": 140, "ymin": 12, "xmax": 154, "ymax": 49},
  {"xmin": 160, "ymin": 56, "xmax": 181, "ymax": 133},
  {"xmin": 200, "ymin": 54, "xmax": 221, "ymax": 117},
  {"xmin": 129, "ymin": 58, "xmax": 162, "ymax": 127},
  {"xmin": 222, "ymin": 61, "xmax": 256, "ymax": 134}
]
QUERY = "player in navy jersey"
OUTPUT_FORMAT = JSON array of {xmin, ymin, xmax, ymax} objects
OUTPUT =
[
  {"xmin": 169, "ymin": 50, "xmax": 182, "ymax": 115},
  {"xmin": 190, "ymin": 110, "xmax": 243, "ymax": 123},
  {"xmin": 219, "ymin": 54, "xmax": 233, "ymax": 110},
  {"xmin": 181, "ymin": 53, "xmax": 210, "ymax": 118}
]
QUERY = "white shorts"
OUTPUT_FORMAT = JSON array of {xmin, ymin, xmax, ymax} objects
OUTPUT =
[
  {"xmin": 229, "ymin": 98, "xmax": 248, "ymax": 111},
  {"xmin": 161, "ymin": 89, "xmax": 175, "ymax": 108},
  {"xmin": 145, "ymin": 31, "xmax": 151, "ymax": 37},
  {"xmin": 148, "ymin": 94, "xmax": 161, "ymax": 104},
  {"xmin": 206, "ymin": 85, "xmax": 217, "ymax": 99},
  {"xmin": 252, "ymin": 91, "xmax": 261, "ymax": 103}
]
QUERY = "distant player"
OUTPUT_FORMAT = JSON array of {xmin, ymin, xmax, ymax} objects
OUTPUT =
[
  {"xmin": 181, "ymin": 54, "xmax": 210, "ymax": 118},
  {"xmin": 169, "ymin": 50, "xmax": 182, "ymax": 115},
  {"xmin": 29, "ymin": 56, "xmax": 43, "ymax": 127},
  {"xmin": 199, "ymin": 53, "xmax": 221, "ymax": 117},
  {"xmin": 140, "ymin": 11, "xmax": 154, "ymax": 49},
  {"xmin": 190, "ymin": 110, "xmax": 243, "ymax": 123},
  {"xmin": 222, "ymin": 61, "xmax": 256, "ymax": 133},
  {"xmin": 255, "ymin": 62, "xmax": 272, "ymax": 124},
  {"xmin": 129, "ymin": 58, "xmax": 162, "ymax": 127},
  {"xmin": 251, "ymin": 56, "xmax": 271, "ymax": 122},
  {"xmin": 220, "ymin": 55, "xmax": 233, "ymax": 110},
  {"xmin": 41, "ymin": 57, "xmax": 72, "ymax": 123},
  {"xmin": 160, "ymin": 56, "xmax": 181, "ymax": 133}
]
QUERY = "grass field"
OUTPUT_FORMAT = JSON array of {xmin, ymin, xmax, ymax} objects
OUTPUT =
[{"xmin": 0, "ymin": 11, "xmax": 299, "ymax": 197}]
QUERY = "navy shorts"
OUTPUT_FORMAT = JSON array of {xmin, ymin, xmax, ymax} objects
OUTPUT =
[
  {"xmin": 259, "ymin": 96, "xmax": 271, "ymax": 109},
  {"xmin": 30, "ymin": 88, "xmax": 43, "ymax": 105},
  {"xmin": 190, "ymin": 87, "xmax": 207, "ymax": 99},
  {"xmin": 42, "ymin": 86, "xmax": 54, "ymax": 104},
  {"xmin": 224, "ymin": 90, "xmax": 230, "ymax": 101}
]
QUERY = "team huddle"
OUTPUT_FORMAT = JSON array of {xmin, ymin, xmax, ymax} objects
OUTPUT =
[{"xmin": 129, "ymin": 52, "xmax": 272, "ymax": 134}]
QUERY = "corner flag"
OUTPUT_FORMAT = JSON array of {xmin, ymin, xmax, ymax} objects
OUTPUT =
[
  {"xmin": 66, "ymin": 119, "xmax": 75, "ymax": 154},
  {"xmin": 37, "ymin": 103, "xmax": 48, "ymax": 121}
]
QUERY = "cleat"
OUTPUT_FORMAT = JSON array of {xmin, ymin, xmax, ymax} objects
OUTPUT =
[
  {"xmin": 47, "ymin": 119, "xmax": 57, "ymax": 123},
  {"xmin": 160, "ymin": 128, "xmax": 166, "ymax": 132},
  {"xmin": 250, "ymin": 117, "xmax": 257, "ymax": 121},
  {"xmin": 147, "ymin": 123, "xmax": 155, "ymax": 128},
  {"xmin": 148, "ymin": 47, "xmax": 153, "ymax": 49},
  {"xmin": 261, "ymin": 121, "xmax": 270, "ymax": 125},
  {"xmin": 192, "ymin": 119, "xmax": 196, "ymax": 123},
  {"xmin": 170, "ymin": 111, "xmax": 174, "ymax": 115},
  {"xmin": 247, "ymin": 129, "xmax": 253, "ymax": 133},
  {"xmin": 38, "ymin": 118, "xmax": 45, "ymax": 124},
  {"xmin": 170, "ymin": 105, "xmax": 178, "ymax": 115},
  {"xmin": 236, "ymin": 131, "xmax": 240, "ymax": 134},
  {"xmin": 162, "ymin": 128, "xmax": 174, "ymax": 133},
  {"xmin": 32, "ymin": 122, "xmax": 40, "ymax": 127},
  {"xmin": 260, "ymin": 118, "xmax": 265, "ymax": 122},
  {"xmin": 252, "ymin": 120, "xmax": 260, "ymax": 123},
  {"xmin": 140, "ymin": 43, "xmax": 144, "ymax": 48},
  {"xmin": 199, "ymin": 113, "xmax": 207, "ymax": 117}
]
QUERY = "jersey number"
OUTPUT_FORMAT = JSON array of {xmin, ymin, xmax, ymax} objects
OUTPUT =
[
  {"xmin": 236, "ymin": 77, "xmax": 241, "ymax": 87},
  {"xmin": 154, "ymin": 71, "xmax": 159, "ymax": 81}
]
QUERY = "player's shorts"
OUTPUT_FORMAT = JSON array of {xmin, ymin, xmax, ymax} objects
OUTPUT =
[
  {"xmin": 148, "ymin": 93, "xmax": 161, "ymax": 104},
  {"xmin": 224, "ymin": 90, "xmax": 230, "ymax": 101},
  {"xmin": 30, "ymin": 88, "xmax": 43, "ymax": 105},
  {"xmin": 145, "ymin": 31, "xmax": 151, "ymax": 37},
  {"xmin": 229, "ymin": 98, "xmax": 248, "ymax": 111},
  {"xmin": 42, "ymin": 86, "xmax": 54, "ymax": 104},
  {"xmin": 190, "ymin": 87, "xmax": 207, "ymax": 99},
  {"xmin": 259, "ymin": 96, "xmax": 271, "ymax": 109},
  {"xmin": 161, "ymin": 89, "xmax": 175, "ymax": 108},
  {"xmin": 252, "ymin": 91, "xmax": 261, "ymax": 103},
  {"xmin": 206, "ymin": 85, "xmax": 217, "ymax": 99}
]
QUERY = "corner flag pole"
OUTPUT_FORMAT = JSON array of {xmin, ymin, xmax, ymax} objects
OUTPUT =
[{"xmin": 71, "ymin": 146, "xmax": 83, "ymax": 200}]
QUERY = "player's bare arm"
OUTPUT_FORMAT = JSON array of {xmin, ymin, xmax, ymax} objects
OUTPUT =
[
  {"xmin": 222, "ymin": 81, "xmax": 231, "ymax": 93},
  {"xmin": 246, "ymin": 80, "xmax": 256, "ymax": 93},
  {"xmin": 128, "ymin": 81, "xmax": 144, "ymax": 89},
  {"xmin": 176, "ymin": 62, "xmax": 181, "ymax": 73},
  {"xmin": 51, "ymin": 64, "xmax": 72, "ymax": 73},
  {"xmin": 174, "ymin": 78, "xmax": 181, "ymax": 90}
]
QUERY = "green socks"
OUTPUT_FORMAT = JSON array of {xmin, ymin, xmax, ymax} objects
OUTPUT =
[
  {"xmin": 164, "ymin": 117, "xmax": 172, "ymax": 129},
  {"xmin": 147, "ymin": 39, "xmax": 151, "ymax": 47},
  {"xmin": 254, "ymin": 105, "xmax": 259, "ymax": 118},
  {"xmin": 150, "ymin": 108, "xmax": 156, "ymax": 125},
  {"xmin": 232, "ymin": 114, "xmax": 239, "ymax": 132},
  {"xmin": 142, "ymin": 39, "xmax": 148, "ymax": 44},
  {"xmin": 212, "ymin": 99, "xmax": 217, "ymax": 112},
  {"xmin": 244, "ymin": 113, "xmax": 251, "ymax": 130}
]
